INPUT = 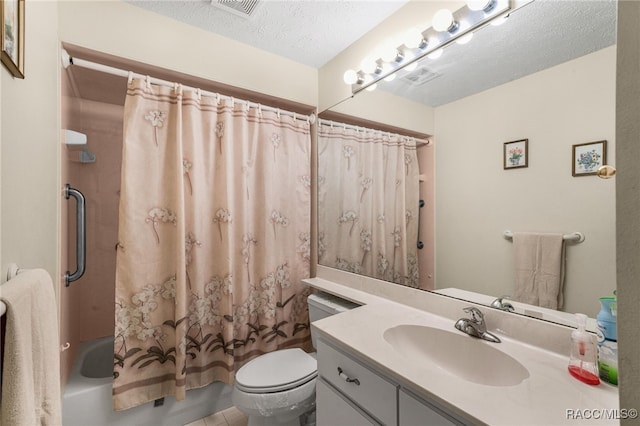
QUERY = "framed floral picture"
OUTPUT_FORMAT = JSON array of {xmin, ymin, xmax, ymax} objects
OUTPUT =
[
  {"xmin": 503, "ymin": 139, "xmax": 528, "ymax": 169},
  {"xmin": 1, "ymin": 0, "xmax": 25, "ymax": 78},
  {"xmin": 572, "ymin": 140, "xmax": 607, "ymax": 177}
]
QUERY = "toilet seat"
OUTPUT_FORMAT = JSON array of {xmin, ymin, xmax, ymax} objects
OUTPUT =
[{"xmin": 235, "ymin": 348, "xmax": 317, "ymax": 393}]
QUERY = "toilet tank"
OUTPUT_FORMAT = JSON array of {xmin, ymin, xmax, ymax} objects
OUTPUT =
[{"xmin": 308, "ymin": 292, "xmax": 359, "ymax": 348}]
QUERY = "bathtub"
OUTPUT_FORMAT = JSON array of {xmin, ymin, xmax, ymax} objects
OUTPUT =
[{"xmin": 62, "ymin": 336, "xmax": 233, "ymax": 426}]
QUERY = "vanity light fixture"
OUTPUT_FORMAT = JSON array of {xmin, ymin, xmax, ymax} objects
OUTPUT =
[
  {"xmin": 360, "ymin": 57, "xmax": 380, "ymax": 75},
  {"xmin": 343, "ymin": 69, "xmax": 361, "ymax": 85},
  {"xmin": 432, "ymin": 9, "xmax": 459, "ymax": 33},
  {"xmin": 404, "ymin": 62, "xmax": 418, "ymax": 72},
  {"xmin": 403, "ymin": 27, "xmax": 426, "ymax": 49},
  {"xmin": 343, "ymin": 0, "xmax": 511, "ymax": 93},
  {"xmin": 491, "ymin": 14, "xmax": 509, "ymax": 26},
  {"xmin": 427, "ymin": 49, "xmax": 443, "ymax": 60},
  {"xmin": 381, "ymin": 64, "xmax": 397, "ymax": 82},
  {"xmin": 456, "ymin": 32, "xmax": 474, "ymax": 45},
  {"xmin": 467, "ymin": 0, "xmax": 497, "ymax": 12}
]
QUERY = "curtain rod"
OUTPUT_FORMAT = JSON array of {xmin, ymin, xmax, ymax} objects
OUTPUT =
[
  {"xmin": 61, "ymin": 49, "xmax": 315, "ymax": 124},
  {"xmin": 318, "ymin": 118, "xmax": 430, "ymax": 146}
]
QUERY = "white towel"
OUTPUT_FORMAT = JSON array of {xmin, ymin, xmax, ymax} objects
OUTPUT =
[
  {"xmin": 0, "ymin": 269, "xmax": 62, "ymax": 426},
  {"xmin": 512, "ymin": 232, "xmax": 566, "ymax": 310}
]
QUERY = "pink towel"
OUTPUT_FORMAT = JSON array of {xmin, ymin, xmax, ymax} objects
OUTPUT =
[
  {"xmin": 0, "ymin": 269, "xmax": 61, "ymax": 426},
  {"xmin": 512, "ymin": 232, "xmax": 566, "ymax": 310}
]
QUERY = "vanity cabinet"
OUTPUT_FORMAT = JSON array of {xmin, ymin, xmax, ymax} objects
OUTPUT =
[
  {"xmin": 316, "ymin": 379, "xmax": 376, "ymax": 425},
  {"xmin": 398, "ymin": 389, "xmax": 459, "ymax": 426},
  {"xmin": 316, "ymin": 338, "xmax": 467, "ymax": 426},
  {"xmin": 317, "ymin": 339, "xmax": 397, "ymax": 425}
]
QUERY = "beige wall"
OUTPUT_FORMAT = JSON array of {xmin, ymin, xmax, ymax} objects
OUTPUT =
[
  {"xmin": 328, "ymin": 89, "xmax": 434, "ymax": 136},
  {"xmin": 58, "ymin": 1, "xmax": 317, "ymax": 107},
  {"xmin": 1, "ymin": 1, "xmax": 60, "ymax": 285},
  {"xmin": 434, "ymin": 46, "xmax": 616, "ymax": 318}
]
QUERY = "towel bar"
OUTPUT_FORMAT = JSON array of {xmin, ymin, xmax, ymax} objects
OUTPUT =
[{"xmin": 503, "ymin": 230, "xmax": 585, "ymax": 243}]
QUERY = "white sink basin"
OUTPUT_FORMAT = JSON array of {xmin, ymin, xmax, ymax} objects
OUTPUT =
[{"xmin": 383, "ymin": 325, "xmax": 530, "ymax": 387}]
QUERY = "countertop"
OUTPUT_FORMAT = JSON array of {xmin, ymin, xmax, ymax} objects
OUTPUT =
[{"xmin": 306, "ymin": 277, "xmax": 619, "ymax": 425}]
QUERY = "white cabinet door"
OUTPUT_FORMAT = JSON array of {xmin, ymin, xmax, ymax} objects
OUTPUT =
[
  {"xmin": 317, "ymin": 379, "xmax": 379, "ymax": 426},
  {"xmin": 317, "ymin": 340, "xmax": 397, "ymax": 425},
  {"xmin": 399, "ymin": 389, "xmax": 459, "ymax": 426}
]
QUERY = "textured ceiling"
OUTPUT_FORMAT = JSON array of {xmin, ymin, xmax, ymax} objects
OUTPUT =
[
  {"xmin": 71, "ymin": 1, "xmax": 617, "ymax": 109},
  {"xmin": 381, "ymin": 0, "xmax": 617, "ymax": 106},
  {"xmin": 126, "ymin": 0, "xmax": 409, "ymax": 68}
]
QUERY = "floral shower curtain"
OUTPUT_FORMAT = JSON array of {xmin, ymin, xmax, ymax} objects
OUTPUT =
[
  {"xmin": 113, "ymin": 79, "xmax": 312, "ymax": 411},
  {"xmin": 317, "ymin": 120, "xmax": 421, "ymax": 287}
]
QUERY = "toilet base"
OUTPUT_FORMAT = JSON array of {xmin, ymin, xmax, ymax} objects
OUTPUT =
[
  {"xmin": 246, "ymin": 407, "xmax": 315, "ymax": 426},
  {"xmin": 232, "ymin": 377, "xmax": 316, "ymax": 426}
]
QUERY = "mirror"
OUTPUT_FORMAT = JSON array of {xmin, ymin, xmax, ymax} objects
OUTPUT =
[{"xmin": 318, "ymin": 0, "xmax": 617, "ymax": 323}]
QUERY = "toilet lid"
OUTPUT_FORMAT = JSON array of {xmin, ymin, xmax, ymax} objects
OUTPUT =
[{"xmin": 235, "ymin": 348, "xmax": 317, "ymax": 393}]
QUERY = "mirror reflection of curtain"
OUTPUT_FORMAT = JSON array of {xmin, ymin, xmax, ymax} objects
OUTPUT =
[
  {"xmin": 318, "ymin": 120, "xmax": 421, "ymax": 287},
  {"xmin": 114, "ymin": 79, "xmax": 312, "ymax": 410}
]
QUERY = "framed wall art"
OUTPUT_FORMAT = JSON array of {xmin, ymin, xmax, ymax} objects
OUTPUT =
[
  {"xmin": 572, "ymin": 140, "xmax": 607, "ymax": 177},
  {"xmin": 1, "ymin": 0, "xmax": 25, "ymax": 78},
  {"xmin": 503, "ymin": 139, "xmax": 528, "ymax": 169}
]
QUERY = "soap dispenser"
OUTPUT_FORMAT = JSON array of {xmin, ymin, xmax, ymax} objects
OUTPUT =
[{"xmin": 568, "ymin": 313, "xmax": 600, "ymax": 385}]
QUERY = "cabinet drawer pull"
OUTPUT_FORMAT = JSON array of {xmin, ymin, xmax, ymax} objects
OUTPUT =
[{"xmin": 337, "ymin": 367, "xmax": 361, "ymax": 385}]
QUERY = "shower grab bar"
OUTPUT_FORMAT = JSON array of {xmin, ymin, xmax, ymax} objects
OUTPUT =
[
  {"xmin": 65, "ymin": 184, "xmax": 86, "ymax": 286},
  {"xmin": 417, "ymin": 199, "xmax": 425, "ymax": 249}
]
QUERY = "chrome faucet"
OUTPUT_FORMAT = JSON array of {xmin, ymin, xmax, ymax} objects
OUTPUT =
[
  {"xmin": 454, "ymin": 307, "xmax": 501, "ymax": 343},
  {"xmin": 490, "ymin": 296, "xmax": 515, "ymax": 312}
]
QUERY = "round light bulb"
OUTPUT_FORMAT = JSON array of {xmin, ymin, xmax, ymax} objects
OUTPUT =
[
  {"xmin": 403, "ymin": 27, "xmax": 424, "ymax": 49},
  {"xmin": 427, "ymin": 48, "xmax": 443, "ymax": 60},
  {"xmin": 404, "ymin": 62, "xmax": 418, "ymax": 72},
  {"xmin": 432, "ymin": 9, "xmax": 454, "ymax": 32},
  {"xmin": 467, "ymin": 0, "xmax": 492, "ymax": 11},
  {"xmin": 456, "ymin": 32, "xmax": 473, "ymax": 45},
  {"xmin": 381, "ymin": 43, "xmax": 400, "ymax": 63},
  {"xmin": 360, "ymin": 57, "xmax": 378, "ymax": 74},
  {"xmin": 362, "ymin": 75, "xmax": 378, "ymax": 91},
  {"xmin": 343, "ymin": 69, "xmax": 359, "ymax": 85},
  {"xmin": 379, "ymin": 63, "xmax": 396, "ymax": 82}
]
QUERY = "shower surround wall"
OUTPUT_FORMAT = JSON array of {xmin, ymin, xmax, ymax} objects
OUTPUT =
[{"xmin": 60, "ymin": 91, "xmax": 123, "ymax": 385}]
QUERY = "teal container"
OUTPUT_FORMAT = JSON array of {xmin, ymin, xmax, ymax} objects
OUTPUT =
[
  {"xmin": 596, "ymin": 297, "xmax": 617, "ymax": 341},
  {"xmin": 597, "ymin": 296, "xmax": 618, "ymax": 385}
]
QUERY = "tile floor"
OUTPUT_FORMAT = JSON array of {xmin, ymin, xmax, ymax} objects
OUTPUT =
[{"xmin": 184, "ymin": 406, "xmax": 248, "ymax": 426}]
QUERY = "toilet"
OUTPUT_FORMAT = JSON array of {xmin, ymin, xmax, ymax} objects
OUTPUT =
[{"xmin": 232, "ymin": 292, "xmax": 359, "ymax": 426}]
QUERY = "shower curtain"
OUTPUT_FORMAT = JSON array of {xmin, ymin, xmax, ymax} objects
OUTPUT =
[
  {"xmin": 317, "ymin": 121, "xmax": 420, "ymax": 287},
  {"xmin": 113, "ymin": 79, "xmax": 312, "ymax": 411}
]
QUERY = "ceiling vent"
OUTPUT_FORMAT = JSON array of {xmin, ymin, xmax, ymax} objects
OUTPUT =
[
  {"xmin": 401, "ymin": 67, "xmax": 441, "ymax": 86},
  {"xmin": 211, "ymin": 0, "xmax": 262, "ymax": 18}
]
